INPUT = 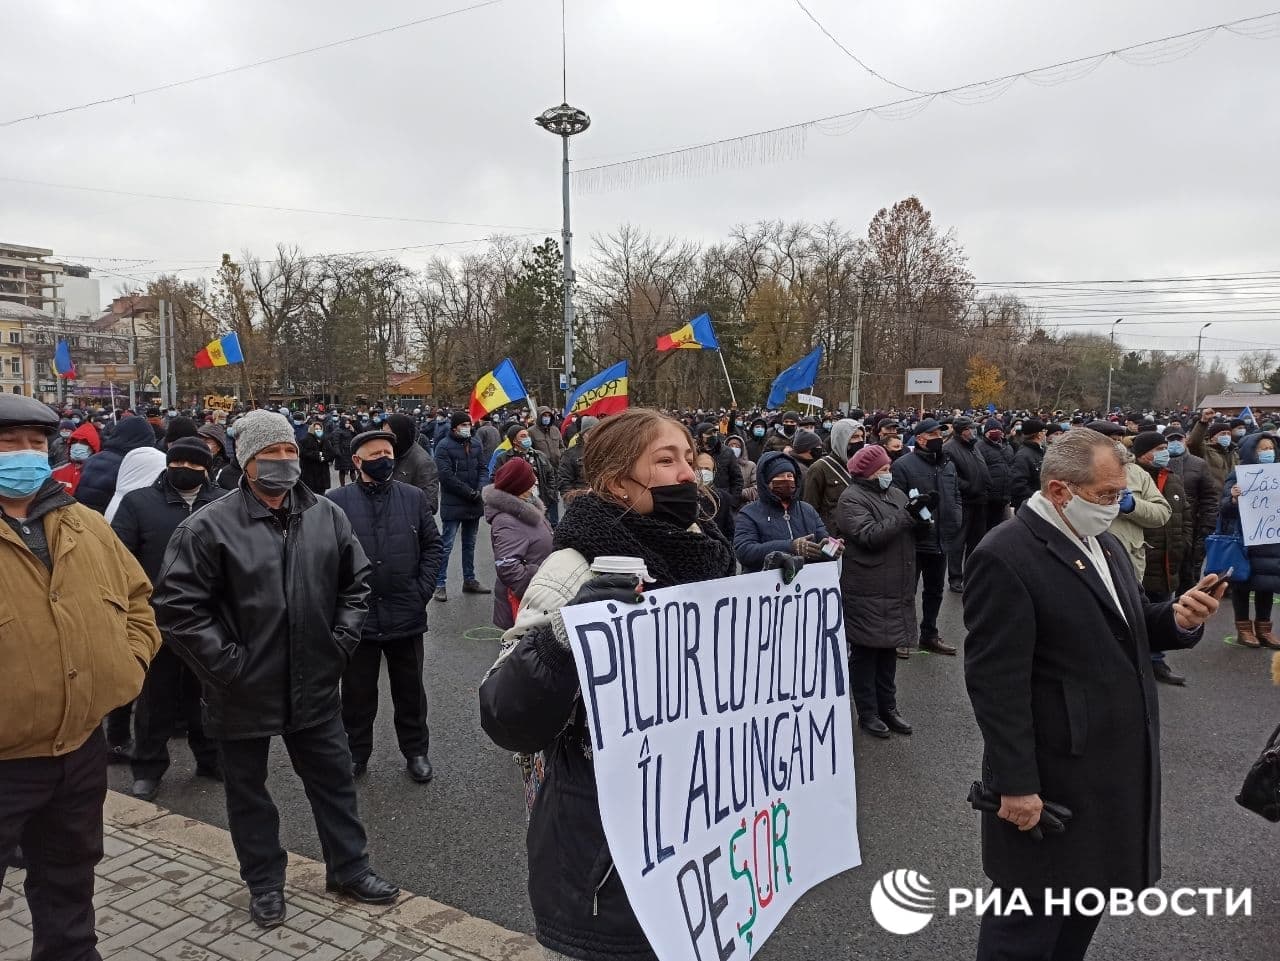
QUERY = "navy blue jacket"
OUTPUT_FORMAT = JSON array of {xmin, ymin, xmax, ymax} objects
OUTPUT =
[
  {"xmin": 890, "ymin": 446, "xmax": 963, "ymax": 554},
  {"xmin": 327, "ymin": 480, "xmax": 442, "ymax": 641},
  {"xmin": 1219, "ymin": 432, "xmax": 1280, "ymax": 594},
  {"xmin": 734, "ymin": 451, "xmax": 829, "ymax": 571},
  {"xmin": 434, "ymin": 432, "xmax": 487, "ymax": 522},
  {"xmin": 75, "ymin": 416, "xmax": 158, "ymax": 514}
]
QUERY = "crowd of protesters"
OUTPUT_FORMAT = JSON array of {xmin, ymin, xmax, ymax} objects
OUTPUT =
[{"xmin": 1, "ymin": 388, "xmax": 1275, "ymax": 960}]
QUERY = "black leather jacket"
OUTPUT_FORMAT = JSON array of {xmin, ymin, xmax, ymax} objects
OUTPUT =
[{"xmin": 153, "ymin": 479, "xmax": 371, "ymax": 739}]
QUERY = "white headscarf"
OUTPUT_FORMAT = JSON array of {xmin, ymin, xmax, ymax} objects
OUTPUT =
[{"xmin": 105, "ymin": 447, "xmax": 167, "ymax": 523}]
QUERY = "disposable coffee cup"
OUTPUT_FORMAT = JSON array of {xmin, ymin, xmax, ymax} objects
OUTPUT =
[{"xmin": 590, "ymin": 555, "xmax": 656, "ymax": 584}]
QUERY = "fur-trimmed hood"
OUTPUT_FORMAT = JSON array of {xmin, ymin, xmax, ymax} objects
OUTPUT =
[{"xmin": 483, "ymin": 484, "xmax": 545, "ymax": 525}]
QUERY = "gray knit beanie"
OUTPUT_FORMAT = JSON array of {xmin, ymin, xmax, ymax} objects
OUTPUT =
[{"xmin": 234, "ymin": 409, "xmax": 298, "ymax": 467}]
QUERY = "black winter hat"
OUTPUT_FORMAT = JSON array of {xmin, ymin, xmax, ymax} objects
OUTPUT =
[
  {"xmin": 164, "ymin": 416, "xmax": 199, "ymax": 445},
  {"xmin": 1131, "ymin": 430, "xmax": 1167, "ymax": 459},
  {"xmin": 450, "ymin": 412, "xmax": 473, "ymax": 430},
  {"xmin": 166, "ymin": 436, "xmax": 214, "ymax": 469},
  {"xmin": 1084, "ymin": 420, "xmax": 1125, "ymax": 437},
  {"xmin": 1021, "ymin": 418, "xmax": 1048, "ymax": 436},
  {"xmin": 386, "ymin": 414, "xmax": 417, "ymax": 456}
]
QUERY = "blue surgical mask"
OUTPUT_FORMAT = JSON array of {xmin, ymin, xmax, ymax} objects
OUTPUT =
[
  {"xmin": 1260, "ymin": 450, "xmax": 1277, "ymax": 464},
  {"xmin": 1152, "ymin": 449, "xmax": 1170, "ymax": 468},
  {"xmin": 877, "ymin": 473, "xmax": 894, "ymax": 490},
  {"xmin": 753, "ymin": 427, "xmax": 765, "ymax": 438},
  {"xmin": 519, "ymin": 436, "xmax": 533, "ymax": 450},
  {"xmin": 1216, "ymin": 434, "xmax": 1232, "ymax": 447},
  {"xmin": 70, "ymin": 442, "xmax": 92, "ymax": 461},
  {"xmin": 1167, "ymin": 440, "xmax": 1185, "ymax": 457},
  {"xmin": 822, "ymin": 421, "xmax": 832, "ymax": 430},
  {"xmin": 0, "ymin": 449, "xmax": 53, "ymax": 498}
]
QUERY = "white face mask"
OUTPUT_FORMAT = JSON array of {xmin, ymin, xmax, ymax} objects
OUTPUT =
[
  {"xmin": 877, "ymin": 472, "xmax": 894, "ymax": 490},
  {"xmin": 698, "ymin": 468, "xmax": 715, "ymax": 485},
  {"xmin": 1060, "ymin": 489, "xmax": 1121, "ymax": 538}
]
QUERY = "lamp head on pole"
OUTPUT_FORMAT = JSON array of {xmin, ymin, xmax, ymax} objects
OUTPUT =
[{"xmin": 535, "ymin": 103, "xmax": 590, "ymax": 137}]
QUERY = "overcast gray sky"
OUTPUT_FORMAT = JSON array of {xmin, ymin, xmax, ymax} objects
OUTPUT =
[{"xmin": 5, "ymin": 0, "xmax": 1278, "ymax": 369}]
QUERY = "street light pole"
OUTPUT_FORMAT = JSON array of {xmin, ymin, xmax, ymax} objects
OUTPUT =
[
  {"xmin": 1105, "ymin": 317, "xmax": 1123, "ymax": 413},
  {"xmin": 535, "ymin": 103, "xmax": 590, "ymax": 409},
  {"xmin": 1192, "ymin": 321, "xmax": 1211, "ymax": 409}
]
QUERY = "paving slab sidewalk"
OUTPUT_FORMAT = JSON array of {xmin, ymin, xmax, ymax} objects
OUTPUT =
[{"xmin": 0, "ymin": 790, "xmax": 540, "ymax": 961}]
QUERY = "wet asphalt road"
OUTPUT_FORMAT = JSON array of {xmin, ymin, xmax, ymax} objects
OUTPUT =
[{"xmin": 112, "ymin": 527, "xmax": 1280, "ymax": 960}]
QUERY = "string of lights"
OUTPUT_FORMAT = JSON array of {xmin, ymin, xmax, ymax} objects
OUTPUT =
[
  {"xmin": 574, "ymin": 10, "xmax": 1280, "ymax": 192},
  {"xmin": 0, "ymin": 0, "xmax": 509, "ymax": 128}
]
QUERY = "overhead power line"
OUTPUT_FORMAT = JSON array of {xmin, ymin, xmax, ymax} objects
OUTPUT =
[
  {"xmin": 789, "ymin": 0, "xmax": 929, "ymax": 95},
  {"xmin": 574, "ymin": 10, "xmax": 1280, "ymax": 192},
  {"xmin": 0, "ymin": 0, "xmax": 508, "ymax": 128},
  {"xmin": 2, "ymin": 176, "xmax": 550, "ymax": 231}
]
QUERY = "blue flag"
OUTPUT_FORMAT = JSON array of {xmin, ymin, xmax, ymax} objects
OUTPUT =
[
  {"xmin": 766, "ymin": 346, "xmax": 823, "ymax": 408},
  {"xmin": 1239, "ymin": 405, "xmax": 1255, "ymax": 425},
  {"xmin": 53, "ymin": 340, "xmax": 76, "ymax": 378}
]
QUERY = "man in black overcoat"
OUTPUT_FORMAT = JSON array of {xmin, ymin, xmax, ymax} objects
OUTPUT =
[{"xmin": 963, "ymin": 427, "xmax": 1226, "ymax": 961}]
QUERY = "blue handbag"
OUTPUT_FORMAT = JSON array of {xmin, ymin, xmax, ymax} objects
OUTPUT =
[{"xmin": 1203, "ymin": 515, "xmax": 1251, "ymax": 583}]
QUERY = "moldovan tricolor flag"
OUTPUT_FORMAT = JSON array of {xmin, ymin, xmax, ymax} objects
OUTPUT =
[
  {"xmin": 53, "ymin": 340, "xmax": 76, "ymax": 379},
  {"xmin": 562, "ymin": 361, "xmax": 629, "ymax": 422},
  {"xmin": 656, "ymin": 312, "xmax": 719, "ymax": 351},
  {"xmin": 469, "ymin": 358, "xmax": 528, "ymax": 422},
  {"xmin": 194, "ymin": 332, "xmax": 245, "ymax": 368}
]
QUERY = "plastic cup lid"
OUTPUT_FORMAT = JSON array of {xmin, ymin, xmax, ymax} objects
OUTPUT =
[{"xmin": 590, "ymin": 555, "xmax": 656, "ymax": 582}]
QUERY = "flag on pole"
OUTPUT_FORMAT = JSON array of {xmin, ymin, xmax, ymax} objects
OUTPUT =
[
  {"xmin": 194, "ymin": 332, "xmax": 245, "ymax": 368},
  {"xmin": 53, "ymin": 340, "xmax": 76, "ymax": 379},
  {"xmin": 562, "ymin": 361, "xmax": 630, "ymax": 422},
  {"xmin": 656, "ymin": 313, "xmax": 719, "ymax": 351},
  {"xmin": 469, "ymin": 358, "xmax": 528, "ymax": 421},
  {"xmin": 767, "ymin": 346, "xmax": 823, "ymax": 407},
  {"xmin": 1239, "ymin": 405, "xmax": 1256, "ymax": 425}
]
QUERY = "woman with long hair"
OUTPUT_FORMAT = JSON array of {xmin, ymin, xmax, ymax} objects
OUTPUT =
[{"xmin": 478, "ymin": 409, "xmax": 743, "ymax": 961}]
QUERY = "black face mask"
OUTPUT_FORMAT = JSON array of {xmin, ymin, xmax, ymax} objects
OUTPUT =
[
  {"xmin": 361, "ymin": 456, "xmax": 395, "ymax": 483},
  {"xmin": 646, "ymin": 482, "xmax": 700, "ymax": 528},
  {"xmin": 924, "ymin": 437, "xmax": 944, "ymax": 455},
  {"xmin": 167, "ymin": 466, "xmax": 206, "ymax": 492},
  {"xmin": 701, "ymin": 433, "xmax": 722, "ymax": 454},
  {"xmin": 847, "ymin": 440, "xmax": 865, "ymax": 458}
]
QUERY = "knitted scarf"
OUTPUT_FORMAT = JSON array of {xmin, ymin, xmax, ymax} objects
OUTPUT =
[{"xmin": 553, "ymin": 491, "xmax": 737, "ymax": 588}]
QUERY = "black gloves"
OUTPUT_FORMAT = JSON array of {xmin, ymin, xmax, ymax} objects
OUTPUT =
[
  {"xmin": 763, "ymin": 552, "xmax": 806, "ymax": 585},
  {"xmin": 967, "ymin": 782, "xmax": 1074, "ymax": 842},
  {"xmin": 906, "ymin": 490, "xmax": 939, "ymax": 519},
  {"xmin": 567, "ymin": 574, "xmax": 644, "ymax": 607}
]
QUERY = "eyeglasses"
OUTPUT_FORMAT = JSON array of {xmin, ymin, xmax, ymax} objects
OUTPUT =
[{"xmin": 1066, "ymin": 483, "xmax": 1124, "ymax": 506}]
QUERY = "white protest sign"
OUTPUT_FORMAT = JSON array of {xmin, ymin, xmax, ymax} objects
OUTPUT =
[
  {"xmin": 797, "ymin": 392, "xmax": 824, "ymax": 408},
  {"xmin": 1237, "ymin": 462, "xmax": 1280, "ymax": 546},
  {"xmin": 561, "ymin": 563, "xmax": 861, "ymax": 961}
]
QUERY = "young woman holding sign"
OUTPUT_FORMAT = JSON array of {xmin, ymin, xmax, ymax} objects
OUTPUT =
[
  {"xmin": 480, "ymin": 409, "xmax": 776, "ymax": 961},
  {"xmin": 1221, "ymin": 432, "xmax": 1279, "ymax": 648}
]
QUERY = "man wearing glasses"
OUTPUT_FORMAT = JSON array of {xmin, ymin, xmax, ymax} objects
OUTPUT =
[{"xmin": 963, "ymin": 427, "xmax": 1224, "ymax": 961}]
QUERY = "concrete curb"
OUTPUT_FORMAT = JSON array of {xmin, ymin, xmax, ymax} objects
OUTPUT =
[{"xmin": 104, "ymin": 790, "xmax": 541, "ymax": 961}]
